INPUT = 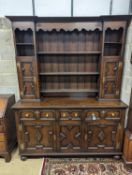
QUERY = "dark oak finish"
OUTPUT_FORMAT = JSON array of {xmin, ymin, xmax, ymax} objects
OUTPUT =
[
  {"xmin": 123, "ymin": 88, "xmax": 132, "ymax": 168},
  {"xmin": 13, "ymin": 100, "xmax": 126, "ymax": 157},
  {"xmin": 0, "ymin": 95, "xmax": 17, "ymax": 162},
  {"xmin": 7, "ymin": 16, "xmax": 131, "ymax": 160}
]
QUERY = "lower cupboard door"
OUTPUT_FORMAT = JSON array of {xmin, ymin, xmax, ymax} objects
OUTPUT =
[
  {"xmin": 18, "ymin": 120, "xmax": 56, "ymax": 153},
  {"xmin": 85, "ymin": 120, "xmax": 123, "ymax": 153},
  {"xmin": 58, "ymin": 120, "xmax": 83, "ymax": 153}
]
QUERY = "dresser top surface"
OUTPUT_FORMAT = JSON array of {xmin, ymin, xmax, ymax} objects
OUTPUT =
[{"xmin": 12, "ymin": 98, "xmax": 128, "ymax": 109}]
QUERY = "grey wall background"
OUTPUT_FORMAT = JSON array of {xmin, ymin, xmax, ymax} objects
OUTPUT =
[{"xmin": 0, "ymin": 0, "xmax": 131, "ymax": 16}]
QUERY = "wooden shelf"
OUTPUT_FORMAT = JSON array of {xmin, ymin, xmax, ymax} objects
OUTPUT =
[
  {"xmin": 16, "ymin": 43, "xmax": 34, "ymax": 45},
  {"xmin": 104, "ymin": 42, "xmax": 122, "ymax": 44},
  {"xmin": 40, "ymin": 89, "xmax": 99, "ymax": 93},
  {"xmin": 39, "ymin": 72, "xmax": 99, "ymax": 76},
  {"xmin": 37, "ymin": 51, "xmax": 101, "ymax": 55}
]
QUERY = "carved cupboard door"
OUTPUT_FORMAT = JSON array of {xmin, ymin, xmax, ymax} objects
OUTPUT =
[
  {"xmin": 57, "ymin": 111, "xmax": 83, "ymax": 153},
  {"xmin": 84, "ymin": 110, "xmax": 124, "ymax": 153},
  {"xmin": 16, "ymin": 57, "xmax": 38, "ymax": 99},
  {"xmin": 102, "ymin": 58, "xmax": 122, "ymax": 99},
  {"xmin": 16, "ymin": 118, "xmax": 56, "ymax": 153}
]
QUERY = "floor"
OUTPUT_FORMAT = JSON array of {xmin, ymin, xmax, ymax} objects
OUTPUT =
[{"xmin": 0, "ymin": 149, "xmax": 43, "ymax": 175}]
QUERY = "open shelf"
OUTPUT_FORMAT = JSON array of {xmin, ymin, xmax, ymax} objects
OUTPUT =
[
  {"xmin": 16, "ymin": 45, "xmax": 34, "ymax": 56},
  {"xmin": 105, "ymin": 28, "xmax": 123, "ymax": 43},
  {"xmin": 104, "ymin": 44, "xmax": 121, "ymax": 56},
  {"xmin": 104, "ymin": 42, "xmax": 122, "ymax": 44},
  {"xmin": 16, "ymin": 43, "xmax": 34, "ymax": 46},
  {"xmin": 40, "ymin": 89, "xmax": 99, "ymax": 93},
  {"xmin": 15, "ymin": 29, "xmax": 33, "ymax": 43},
  {"xmin": 37, "ymin": 51, "xmax": 101, "ymax": 55},
  {"xmin": 39, "ymin": 72, "xmax": 100, "ymax": 75}
]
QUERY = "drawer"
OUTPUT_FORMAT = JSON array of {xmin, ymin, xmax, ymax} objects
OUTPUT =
[
  {"xmin": 0, "ymin": 142, "xmax": 6, "ymax": 152},
  {"xmin": 20, "ymin": 111, "xmax": 34, "ymax": 118},
  {"xmin": 0, "ymin": 133, "xmax": 5, "ymax": 142},
  {"xmin": 60, "ymin": 111, "xmax": 81, "ymax": 119},
  {"xmin": 40, "ymin": 111, "xmax": 54, "ymax": 118},
  {"xmin": 86, "ymin": 111, "xmax": 100, "ymax": 120},
  {"xmin": 19, "ymin": 110, "xmax": 55, "ymax": 119},
  {"xmin": 104, "ymin": 110, "xmax": 120, "ymax": 118}
]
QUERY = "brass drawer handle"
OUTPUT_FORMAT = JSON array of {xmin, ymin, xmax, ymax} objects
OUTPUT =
[{"xmin": 74, "ymin": 113, "xmax": 78, "ymax": 117}]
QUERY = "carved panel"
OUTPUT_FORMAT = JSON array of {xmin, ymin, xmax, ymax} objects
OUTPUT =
[
  {"xmin": 104, "ymin": 80, "xmax": 116, "ymax": 95},
  {"xmin": 19, "ymin": 120, "xmax": 56, "ymax": 152},
  {"xmin": 85, "ymin": 120, "xmax": 122, "ymax": 152},
  {"xmin": 105, "ymin": 62, "xmax": 118, "ymax": 77},
  {"xmin": 58, "ymin": 119, "xmax": 82, "ymax": 152},
  {"xmin": 21, "ymin": 81, "xmax": 35, "ymax": 97},
  {"xmin": 60, "ymin": 111, "xmax": 81, "ymax": 120},
  {"xmin": 102, "ymin": 58, "xmax": 122, "ymax": 99},
  {"xmin": 21, "ymin": 62, "xmax": 33, "ymax": 77},
  {"xmin": 17, "ymin": 58, "xmax": 37, "ymax": 99}
]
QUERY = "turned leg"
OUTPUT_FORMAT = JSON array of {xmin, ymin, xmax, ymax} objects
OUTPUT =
[
  {"xmin": 4, "ymin": 153, "xmax": 11, "ymax": 163},
  {"xmin": 20, "ymin": 155, "xmax": 27, "ymax": 161}
]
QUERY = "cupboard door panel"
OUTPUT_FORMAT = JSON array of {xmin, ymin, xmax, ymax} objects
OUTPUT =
[
  {"xmin": 58, "ymin": 110, "xmax": 82, "ymax": 153},
  {"xmin": 84, "ymin": 109, "xmax": 124, "ymax": 153},
  {"xmin": 16, "ymin": 57, "xmax": 37, "ymax": 99},
  {"xmin": 102, "ymin": 58, "xmax": 122, "ymax": 99},
  {"xmin": 85, "ymin": 120, "xmax": 123, "ymax": 152},
  {"xmin": 17, "ymin": 120, "xmax": 56, "ymax": 153},
  {"xmin": 58, "ymin": 121, "xmax": 82, "ymax": 153}
]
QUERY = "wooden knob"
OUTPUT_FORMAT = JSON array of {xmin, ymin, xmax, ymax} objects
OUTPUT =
[
  {"xmin": 25, "ymin": 113, "xmax": 29, "ymax": 117},
  {"xmin": 45, "ymin": 113, "xmax": 49, "ymax": 117},
  {"xmin": 74, "ymin": 113, "xmax": 78, "ymax": 117},
  {"xmin": 111, "ymin": 113, "xmax": 115, "ymax": 117}
]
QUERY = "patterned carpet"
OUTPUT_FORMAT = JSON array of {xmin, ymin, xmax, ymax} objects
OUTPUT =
[{"xmin": 40, "ymin": 158, "xmax": 132, "ymax": 175}]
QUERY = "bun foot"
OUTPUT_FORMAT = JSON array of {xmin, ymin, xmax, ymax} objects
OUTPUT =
[
  {"xmin": 5, "ymin": 154, "xmax": 11, "ymax": 162},
  {"xmin": 20, "ymin": 156, "xmax": 27, "ymax": 161}
]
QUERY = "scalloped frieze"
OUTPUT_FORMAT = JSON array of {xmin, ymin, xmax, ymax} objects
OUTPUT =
[
  {"xmin": 104, "ymin": 21, "xmax": 126, "ymax": 30},
  {"xmin": 13, "ymin": 22, "xmax": 34, "ymax": 31},
  {"xmin": 36, "ymin": 22, "xmax": 102, "ymax": 32}
]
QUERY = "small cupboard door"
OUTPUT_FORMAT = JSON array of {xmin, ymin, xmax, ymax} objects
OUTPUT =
[
  {"xmin": 16, "ymin": 119, "xmax": 56, "ymax": 153},
  {"xmin": 57, "ymin": 110, "xmax": 83, "ymax": 153},
  {"xmin": 16, "ymin": 57, "xmax": 38, "ymax": 99},
  {"xmin": 84, "ymin": 110, "xmax": 124, "ymax": 153},
  {"xmin": 102, "ymin": 57, "xmax": 123, "ymax": 99}
]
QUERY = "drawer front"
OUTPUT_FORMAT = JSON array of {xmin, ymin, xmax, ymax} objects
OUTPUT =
[
  {"xmin": 85, "ymin": 109, "xmax": 121, "ymax": 121},
  {"xmin": 20, "ymin": 111, "xmax": 34, "ymax": 118},
  {"xmin": 40, "ymin": 111, "xmax": 54, "ymax": 118},
  {"xmin": 19, "ymin": 110, "xmax": 55, "ymax": 120},
  {"xmin": 104, "ymin": 110, "xmax": 120, "ymax": 119},
  {"xmin": 0, "ymin": 133, "xmax": 5, "ymax": 142},
  {"xmin": 59, "ymin": 110, "xmax": 81, "ymax": 120},
  {"xmin": 0, "ymin": 142, "xmax": 6, "ymax": 152}
]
